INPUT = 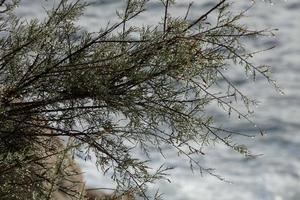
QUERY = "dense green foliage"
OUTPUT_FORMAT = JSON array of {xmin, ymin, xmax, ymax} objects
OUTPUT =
[{"xmin": 0, "ymin": 0, "xmax": 277, "ymax": 199}]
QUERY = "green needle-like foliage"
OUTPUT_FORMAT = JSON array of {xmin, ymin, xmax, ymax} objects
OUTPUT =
[{"xmin": 0, "ymin": 0, "xmax": 278, "ymax": 199}]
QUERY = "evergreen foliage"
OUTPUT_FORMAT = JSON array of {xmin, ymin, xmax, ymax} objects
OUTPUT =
[{"xmin": 0, "ymin": 0, "xmax": 277, "ymax": 199}]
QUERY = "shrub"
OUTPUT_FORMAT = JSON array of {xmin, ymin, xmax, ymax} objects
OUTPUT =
[{"xmin": 0, "ymin": 0, "xmax": 278, "ymax": 199}]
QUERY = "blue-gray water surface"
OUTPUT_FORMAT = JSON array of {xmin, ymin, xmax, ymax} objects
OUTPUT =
[{"xmin": 16, "ymin": 0, "xmax": 300, "ymax": 199}]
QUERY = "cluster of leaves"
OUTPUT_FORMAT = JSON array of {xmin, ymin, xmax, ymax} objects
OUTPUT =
[{"xmin": 0, "ymin": 0, "xmax": 277, "ymax": 199}]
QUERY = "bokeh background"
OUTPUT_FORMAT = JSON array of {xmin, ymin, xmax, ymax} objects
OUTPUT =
[{"xmin": 17, "ymin": 0, "xmax": 300, "ymax": 199}]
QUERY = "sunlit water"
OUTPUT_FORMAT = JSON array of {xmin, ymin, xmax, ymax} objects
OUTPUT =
[{"xmin": 16, "ymin": 0, "xmax": 300, "ymax": 199}]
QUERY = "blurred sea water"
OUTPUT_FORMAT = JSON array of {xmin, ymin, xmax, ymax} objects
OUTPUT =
[{"xmin": 16, "ymin": 0, "xmax": 300, "ymax": 199}]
